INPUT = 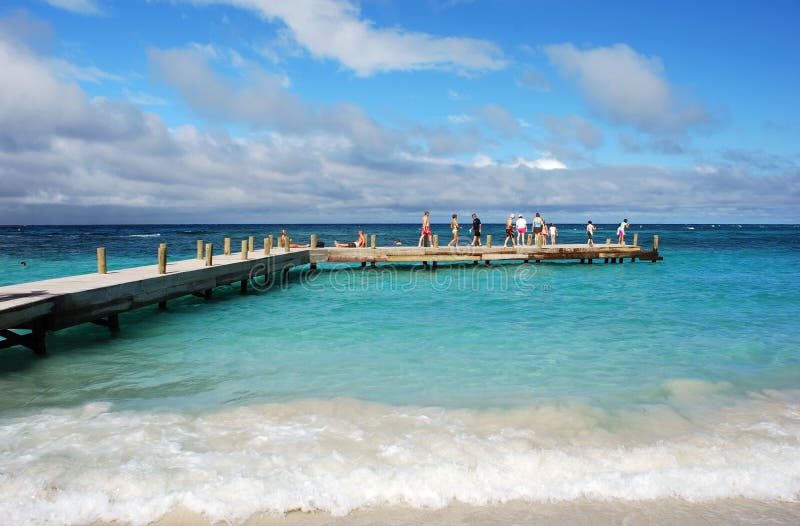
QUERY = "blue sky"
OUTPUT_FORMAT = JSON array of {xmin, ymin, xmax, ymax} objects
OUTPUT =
[{"xmin": 0, "ymin": 0, "xmax": 797, "ymax": 224}]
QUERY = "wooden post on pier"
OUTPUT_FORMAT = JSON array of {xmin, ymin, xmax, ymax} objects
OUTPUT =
[
  {"xmin": 371, "ymin": 234, "xmax": 377, "ymax": 249},
  {"xmin": 310, "ymin": 234, "xmax": 318, "ymax": 249},
  {"xmin": 606, "ymin": 238, "xmax": 611, "ymax": 245},
  {"xmin": 264, "ymin": 237, "xmax": 271, "ymax": 255},
  {"xmin": 286, "ymin": 239, "xmax": 291, "ymax": 253},
  {"xmin": 158, "ymin": 243, "xmax": 167, "ymax": 274},
  {"xmin": 224, "ymin": 238, "xmax": 231, "ymax": 256},
  {"xmin": 433, "ymin": 234, "xmax": 439, "ymax": 247},
  {"xmin": 527, "ymin": 233, "xmax": 533, "ymax": 246},
  {"xmin": 241, "ymin": 240, "xmax": 248, "ymax": 260},
  {"xmin": 486, "ymin": 234, "xmax": 492, "ymax": 248},
  {"xmin": 633, "ymin": 233, "xmax": 639, "ymax": 246},
  {"xmin": 268, "ymin": 235, "xmax": 274, "ymax": 251},
  {"xmin": 97, "ymin": 248, "xmax": 107, "ymax": 274},
  {"xmin": 248, "ymin": 236, "xmax": 254, "ymax": 253},
  {"xmin": 205, "ymin": 243, "xmax": 213, "ymax": 266},
  {"xmin": 197, "ymin": 240, "xmax": 204, "ymax": 259},
  {"xmin": 653, "ymin": 235, "xmax": 659, "ymax": 251}
]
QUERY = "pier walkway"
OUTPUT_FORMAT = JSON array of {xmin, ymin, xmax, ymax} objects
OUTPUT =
[{"xmin": 1, "ymin": 238, "xmax": 661, "ymax": 355}]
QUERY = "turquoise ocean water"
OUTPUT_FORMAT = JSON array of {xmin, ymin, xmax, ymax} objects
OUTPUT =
[{"xmin": 0, "ymin": 224, "xmax": 799, "ymax": 524}]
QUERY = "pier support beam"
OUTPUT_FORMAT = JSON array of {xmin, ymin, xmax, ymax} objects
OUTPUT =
[
  {"xmin": 92, "ymin": 314, "xmax": 120, "ymax": 335},
  {"xmin": 240, "ymin": 280, "xmax": 248, "ymax": 295},
  {"xmin": 158, "ymin": 300, "xmax": 167, "ymax": 310},
  {"xmin": 0, "ymin": 320, "xmax": 47, "ymax": 355}
]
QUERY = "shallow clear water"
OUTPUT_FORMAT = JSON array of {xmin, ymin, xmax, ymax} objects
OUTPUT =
[{"xmin": 0, "ymin": 224, "xmax": 799, "ymax": 525}]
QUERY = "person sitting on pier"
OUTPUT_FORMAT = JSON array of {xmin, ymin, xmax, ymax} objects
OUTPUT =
[
  {"xmin": 335, "ymin": 230, "xmax": 367, "ymax": 248},
  {"xmin": 279, "ymin": 229, "xmax": 311, "ymax": 248}
]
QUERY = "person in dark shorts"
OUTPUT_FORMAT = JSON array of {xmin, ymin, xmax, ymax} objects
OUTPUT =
[
  {"xmin": 469, "ymin": 213, "xmax": 482, "ymax": 246},
  {"xmin": 586, "ymin": 220, "xmax": 596, "ymax": 246},
  {"xmin": 504, "ymin": 213, "xmax": 516, "ymax": 247}
]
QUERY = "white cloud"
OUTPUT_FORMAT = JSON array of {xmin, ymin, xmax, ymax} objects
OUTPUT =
[
  {"xmin": 694, "ymin": 164, "xmax": 718, "ymax": 174},
  {"xmin": 474, "ymin": 104, "xmax": 521, "ymax": 137},
  {"xmin": 122, "ymin": 89, "xmax": 168, "ymax": 106},
  {"xmin": 148, "ymin": 46, "xmax": 315, "ymax": 133},
  {"xmin": 200, "ymin": 0, "xmax": 505, "ymax": 76},
  {"xmin": 517, "ymin": 69, "xmax": 551, "ymax": 92},
  {"xmin": 540, "ymin": 114, "xmax": 603, "ymax": 150},
  {"xmin": 545, "ymin": 43, "xmax": 711, "ymax": 134},
  {"xmin": 509, "ymin": 156, "xmax": 567, "ymax": 170},
  {"xmin": 448, "ymin": 114, "xmax": 472, "ymax": 124},
  {"xmin": 51, "ymin": 58, "xmax": 122, "ymax": 83},
  {"xmin": 44, "ymin": 0, "xmax": 102, "ymax": 16}
]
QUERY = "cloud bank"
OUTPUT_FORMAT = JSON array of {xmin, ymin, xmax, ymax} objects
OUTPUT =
[{"xmin": 0, "ymin": 19, "xmax": 797, "ymax": 224}]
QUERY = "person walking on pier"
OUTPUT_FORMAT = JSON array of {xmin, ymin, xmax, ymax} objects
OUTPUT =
[
  {"xmin": 418, "ymin": 211, "xmax": 433, "ymax": 247},
  {"xmin": 532, "ymin": 212, "xmax": 545, "ymax": 246},
  {"xmin": 586, "ymin": 220, "xmax": 596, "ymax": 246},
  {"xmin": 504, "ymin": 214, "xmax": 516, "ymax": 247},
  {"xmin": 515, "ymin": 214, "xmax": 527, "ymax": 247},
  {"xmin": 469, "ymin": 213, "xmax": 482, "ymax": 246},
  {"xmin": 549, "ymin": 223, "xmax": 558, "ymax": 245},
  {"xmin": 448, "ymin": 214, "xmax": 460, "ymax": 247},
  {"xmin": 617, "ymin": 219, "xmax": 629, "ymax": 245}
]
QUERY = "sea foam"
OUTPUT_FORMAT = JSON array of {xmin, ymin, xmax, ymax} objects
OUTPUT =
[{"xmin": 0, "ymin": 387, "xmax": 799, "ymax": 525}]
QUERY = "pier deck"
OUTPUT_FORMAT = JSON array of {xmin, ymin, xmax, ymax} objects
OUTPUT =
[{"xmin": 1, "ymin": 241, "xmax": 660, "ymax": 355}]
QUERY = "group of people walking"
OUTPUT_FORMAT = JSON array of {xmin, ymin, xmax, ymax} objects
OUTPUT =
[{"xmin": 418, "ymin": 212, "xmax": 631, "ymax": 247}]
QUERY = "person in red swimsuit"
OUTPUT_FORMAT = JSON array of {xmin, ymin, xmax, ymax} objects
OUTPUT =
[{"xmin": 418, "ymin": 211, "xmax": 433, "ymax": 247}]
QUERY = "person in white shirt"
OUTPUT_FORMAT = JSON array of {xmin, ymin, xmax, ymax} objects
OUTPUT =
[
  {"xmin": 515, "ymin": 214, "xmax": 527, "ymax": 246},
  {"xmin": 549, "ymin": 223, "xmax": 558, "ymax": 245}
]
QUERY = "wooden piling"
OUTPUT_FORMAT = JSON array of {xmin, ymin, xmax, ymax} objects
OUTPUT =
[
  {"xmin": 633, "ymin": 233, "xmax": 639, "ymax": 246},
  {"xmin": 196, "ymin": 240, "xmax": 204, "ymax": 260},
  {"xmin": 527, "ymin": 233, "xmax": 533, "ymax": 246},
  {"xmin": 653, "ymin": 235, "xmax": 659, "ymax": 251},
  {"xmin": 205, "ymin": 243, "xmax": 213, "ymax": 266},
  {"xmin": 158, "ymin": 243, "xmax": 167, "ymax": 274},
  {"xmin": 285, "ymin": 239, "xmax": 291, "ymax": 253},
  {"xmin": 264, "ymin": 237, "xmax": 271, "ymax": 255},
  {"xmin": 371, "ymin": 234, "xmax": 376, "ymax": 249},
  {"xmin": 248, "ymin": 236, "xmax": 254, "ymax": 253},
  {"xmin": 486, "ymin": 234, "xmax": 492, "ymax": 248},
  {"xmin": 241, "ymin": 240, "xmax": 248, "ymax": 260},
  {"xmin": 310, "ymin": 234, "xmax": 318, "ymax": 249},
  {"xmin": 224, "ymin": 237, "xmax": 231, "ymax": 256},
  {"xmin": 240, "ymin": 279, "xmax": 247, "ymax": 294},
  {"xmin": 606, "ymin": 238, "xmax": 611, "ymax": 245},
  {"xmin": 433, "ymin": 234, "xmax": 439, "ymax": 247},
  {"xmin": 97, "ymin": 247, "xmax": 107, "ymax": 274},
  {"xmin": 268, "ymin": 235, "xmax": 274, "ymax": 251}
]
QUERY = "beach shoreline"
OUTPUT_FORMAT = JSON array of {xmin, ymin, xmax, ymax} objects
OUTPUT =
[{"xmin": 89, "ymin": 499, "xmax": 800, "ymax": 526}]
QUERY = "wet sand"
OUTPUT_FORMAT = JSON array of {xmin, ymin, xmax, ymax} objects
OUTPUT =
[{"xmin": 92, "ymin": 498, "xmax": 800, "ymax": 526}]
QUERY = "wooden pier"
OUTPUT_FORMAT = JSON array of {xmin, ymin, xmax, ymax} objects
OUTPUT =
[{"xmin": 0, "ymin": 237, "xmax": 661, "ymax": 355}]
